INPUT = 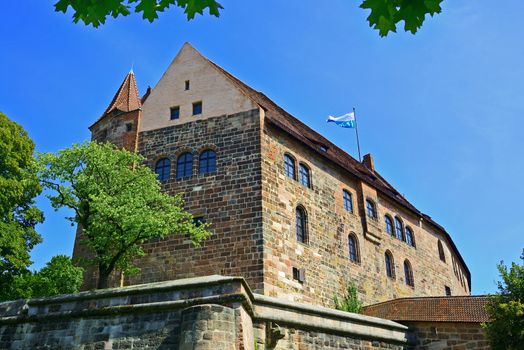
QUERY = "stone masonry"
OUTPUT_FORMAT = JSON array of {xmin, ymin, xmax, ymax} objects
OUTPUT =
[
  {"xmin": 74, "ymin": 42, "xmax": 471, "ymax": 308},
  {"xmin": 0, "ymin": 276, "xmax": 410, "ymax": 350}
]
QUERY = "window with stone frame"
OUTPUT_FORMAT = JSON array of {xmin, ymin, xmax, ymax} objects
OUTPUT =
[
  {"xmin": 348, "ymin": 234, "xmax": 360, "ymax": 263},
  {"xmin": 176, "ymin": 152, "xmax": 193, "ymax": 179},
  {"xmin": 438, "ymin": 240, "xmax": 446, "ymax": 262},
  {"xmin": 295, "ymin": 206, "xmax": 308, "ymax": 244},
  {"xmin": 404, "ymin": 260, "xmax": 414, "ymax": 287},
  {"xmin": 199, "ymin": 150, "xmax": 216, "ymax": 175},
  {"xmin": 192, "ymin": 101, "xmax": 202, "ymax": 115},
  {"xmin": 395, "ymin": 217, "xmax": 405, "ymax": 241},
  {"xmin": 366, "ymin": 199, "xmax": 377, "ymax": 219},
  {"xmin": 299, "ymin": 163, "xmax": 311, "ymax": 188},
  {"xmin": 343, "ymin": 190, "xmax": 353, "ymax": 213},
  {"xmin": 384, "ymin": 215, "xmax": 394, "ymax": 236},
  {"xmin": 385, "ymin": 251, "xmax": 395, "ymax": 278},
  {"xmin": 155, "ymin": 158, "xmax": 171, "ymax": 182},
  {"xmin": 405, "ymin": 226, "xmax": 415, "ymax": 247},
  {"xmin": 284, "ymin": 154, "xmax": 296, "ymax": 179}
]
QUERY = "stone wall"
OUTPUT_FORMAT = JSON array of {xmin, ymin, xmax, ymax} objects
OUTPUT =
[
  {"xmin": 260, "ymin": 122, "xmax": 469, "ymax": 306},
  {"xmin": 0, "ymin": 276, "xmax": 409, "ymax": 350},
  {"xmin": 404, "ymin": 321, "xmax": 490, "ymax": 350},
  {"xmin": 126, "ymin": 109, "xmax": 264, "ymax": 293}
]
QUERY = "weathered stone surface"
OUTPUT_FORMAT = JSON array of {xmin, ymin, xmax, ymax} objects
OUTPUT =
[{"xmin": 0, "ymin": 276, "xmax": 411, "ymax": 350}]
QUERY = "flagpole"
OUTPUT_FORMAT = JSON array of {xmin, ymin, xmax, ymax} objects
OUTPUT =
[{"xmin": 353, "ymin": 107, "xmax": 362, "ymax": 162}]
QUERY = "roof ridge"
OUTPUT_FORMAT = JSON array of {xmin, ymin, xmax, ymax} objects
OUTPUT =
[{"xmin": 169, "ymin": 44, "xmax": 471, "ymax": 283}]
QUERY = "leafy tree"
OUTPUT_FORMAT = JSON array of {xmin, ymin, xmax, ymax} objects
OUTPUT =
[
  {"xmin": 333, "ymin": 282, "xmax": 363, "ymax": 313},
  {"xmin": 53, "ymin": 0, "xmax": 442, "ymax": 36},
  {"xmin": 38, "ymin": 141, "xmax": 211, "ymax": 289},
  {"xmin": 0, "ymin": 112, "xmax": 43, "ymax": 294},
  {"xmin": 0, "ymin": 255, "xmax": 84, "ymax": 300},
  {"xmin": 482, "ymin": 250, "xmax": 524, "ymax": 350}
]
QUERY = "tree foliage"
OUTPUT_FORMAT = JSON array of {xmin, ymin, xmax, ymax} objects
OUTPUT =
[
  {"xmin": 361, "ymin": 0, "xmax": 443, "ymax": 37},
  {"xmin": 333, "ymin": 282, "xmax": 363, "ymax": 314},
  {"xmin": 0, "ymin": 255, "xmax": 84, "ymax": 300},
  {"xmin": 38, "ymin": 141, "xmax": 211, "ymax": 289},
  {"xmin": 482, "ymin": 250, "xmax": 524, "ymax": 350},
  {"xmin": 53, "ymin": 0, "xmax": 442, "ymax": 36},
  {"xmin": 0, "ymin": 112, "xmax": 43, "ymax": 292}
]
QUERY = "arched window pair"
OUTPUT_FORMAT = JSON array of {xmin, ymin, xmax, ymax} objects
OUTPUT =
[
  {"xmin": 155, "ymin": 150, "xmax": 216, "ymax": 182},
  {"xmin": 284, "ymin": 154, "xmax": 311, "ymax": 188},
  {"xmin": 385, "ymin": 251, "xmax": 414, "ymax": 287}
]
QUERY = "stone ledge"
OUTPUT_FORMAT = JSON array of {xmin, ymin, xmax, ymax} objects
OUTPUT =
[{"xmin": 253, "ymin": 294, "xmax": 407, "ymax": 344}]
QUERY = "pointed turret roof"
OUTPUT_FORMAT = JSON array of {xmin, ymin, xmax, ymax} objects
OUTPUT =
[{"xmin": 94, "ymin": 71, "xmax": 141, "ymax": 125}]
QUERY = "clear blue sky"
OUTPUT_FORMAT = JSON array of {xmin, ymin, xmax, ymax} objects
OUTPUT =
[{"xmin": 1, "ymin": 1, "xmax": 522, "ymax": 295}]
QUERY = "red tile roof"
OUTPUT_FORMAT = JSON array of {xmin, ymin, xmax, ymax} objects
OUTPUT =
[
  {"xmin": 362, "ymin": 296, "xmax": 490, "ymax": 323},
  {"xmin": 188, "ymin": 43, "xmax": 470, "ymax": 288},
  {"xmin": 92, "ymin": 71, "xmax": 141, "ymax": 127}
]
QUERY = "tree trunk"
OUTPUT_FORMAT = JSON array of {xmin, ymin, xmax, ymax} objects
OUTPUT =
[{"xmin": 97, "ymin": 267, "xmax": 110, "ymax": 289}]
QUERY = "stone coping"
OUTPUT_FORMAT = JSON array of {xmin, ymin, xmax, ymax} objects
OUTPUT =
[
  {"xmin": 0, "ymin": 275, "xmax": 408, "ymax": 344},
  {"xmin": 253, "ymin": 294, "xmax": 407, "ymax": 331},
  {"xmin": 23, "ymin": 275, "xmax": 253, "ymax": 305}
]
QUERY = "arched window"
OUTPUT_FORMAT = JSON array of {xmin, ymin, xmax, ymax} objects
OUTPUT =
[
  {"xmin": 385, "ymin": 251, "xmax": 395, "ymax": 278},
  {"xmin": 155, "ymin": 158, "xmax": 171, "ymax": 182},
  {"xmin": 366, "ymin": 199, "xmax": 376, "ymax": 219},
  {"xmin": 395, "ymin": 217, "xmax": 404, "ymax": 241},
  {"xmin": 348, "ymin": 234, "xmax": 359, "ymax": 263},
  {"xmin": 405, "ymin": 227, "xmax": 415, "ymax": 247},
  {"xmin": 295, "ymin": 206, "xmax": 307, "ymax": 243},
  {"xmin": 438, "ymin": 240, "xmax": 446, "ymax": 262},
  {"xmin": 384, "ymin": 215, "xmax": 393, "ymax": 236},
  {"xmin": 176, "ymin": 152, "xmax": 193, "ymax": 179},
  {"xmin": 284, "ymin": 154, "xmax": 296, "ymax": 179},
  {"xmin": 299, "ymin": 163, "xmax": 311, "ymax": 188},
  {"xmin": 343, "ymin": 190, "xmax": 353, "ymax": 213},
  {"xmin": 404, "ymin": 260, "xmax": 414, "ymax": 287},
  {"xmin": 199, "ymin": 150, "xmax": 216, "ymax": 175}
]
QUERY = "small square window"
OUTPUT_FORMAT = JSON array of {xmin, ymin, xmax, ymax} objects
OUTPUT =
[
  {"xmin": 126, "ymin": 123, "xmax": 133, "ymax": 132},
  {"xmin": 185, "ymin": 80, "xmax": 190, "ymax": 90},
  {"xmin": 193, "ymin": 216, "xmax": 205, "ymax": 227},
  {"xmin": 170, "ymin": 106, "xmax": 180, "ymax": 120},
  {"xmin": 192, "ymin": 101, "xmax": 202, "ymax": 115}
]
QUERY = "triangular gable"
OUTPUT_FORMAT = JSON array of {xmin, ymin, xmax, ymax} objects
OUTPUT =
[{"xmin": 139, "ymin": 42, "xmax": 257, "ymax": 132}]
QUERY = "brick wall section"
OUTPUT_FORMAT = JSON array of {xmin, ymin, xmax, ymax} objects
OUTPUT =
[
  {"xmin": 260, "ymin": 122, "xmax": 468, "ymax": 306},
  {"xmin": 405, "ymin": 322, "xmax": 490, "ymax": 350},
  {"xmin": 127, "ymin": 109, "xmax": 264, "ymax": 292}
]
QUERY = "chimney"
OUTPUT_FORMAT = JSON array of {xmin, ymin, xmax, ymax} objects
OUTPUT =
[{"xmin": 363, "ymin": 153, "xmax": 375, "ymax": 172}]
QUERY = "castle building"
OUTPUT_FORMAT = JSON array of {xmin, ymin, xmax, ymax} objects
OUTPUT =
[{"xmin": 75, "ymin": 43, "xmax": 471, "ymax": 306}]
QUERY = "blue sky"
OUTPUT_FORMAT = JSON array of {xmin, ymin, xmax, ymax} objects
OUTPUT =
[{"xmin": 1, "ymin": 1, "xmax": 522, "ymax": 295}]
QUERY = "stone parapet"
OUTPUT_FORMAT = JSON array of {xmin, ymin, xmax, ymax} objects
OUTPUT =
[{"xmin": 0, "ymin": 275, "xmax": 408, "ymax": 349}]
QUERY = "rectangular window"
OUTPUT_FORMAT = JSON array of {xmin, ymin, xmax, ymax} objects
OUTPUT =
[
  {"xmin": 170, "ymin": 106, "xmax": 180, "ymax": 120},
  {"xmin": 292, "ymin": 267, "xmax": 305, "ymax": 283},
  {"xmin": 126, "ymin": 123, "xmax": 133, "ymax": 132},
  {"xmin": 185, "ymin": 80, "xmax": 190, "ymax": 90},
  {"xmin": 192, "ymin": 101, "xmax": 202, "ymax": 115},
  {"xmin": 445, "ymin": 286, "xmax": 451, "ymax": 296}
]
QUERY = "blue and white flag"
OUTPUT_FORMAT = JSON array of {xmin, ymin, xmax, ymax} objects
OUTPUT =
[{"xmin": 327, "ymin": 112, "xmax": 356, "ymax": 128}]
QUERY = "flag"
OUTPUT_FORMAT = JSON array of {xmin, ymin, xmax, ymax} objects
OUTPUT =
[{"xmin": 327, "ymin": 112, "xmax": 356, "ymax": 128}]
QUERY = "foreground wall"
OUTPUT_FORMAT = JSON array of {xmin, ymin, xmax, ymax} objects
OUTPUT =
[{"xmin": 0, "ymin": 276, "xmax": 408, "ymax": 350}]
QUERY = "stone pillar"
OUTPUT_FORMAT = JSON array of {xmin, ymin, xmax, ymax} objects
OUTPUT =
[{"xmin": 179, "ymin": 304, "xmax": 236, "ymax": 350}]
